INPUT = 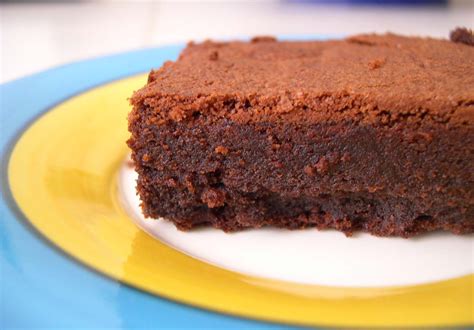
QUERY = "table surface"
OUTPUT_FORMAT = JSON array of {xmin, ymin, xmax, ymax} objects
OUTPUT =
[{"xmin": 1, "ymin": 1, "xmax": 473, "ymax": 83}]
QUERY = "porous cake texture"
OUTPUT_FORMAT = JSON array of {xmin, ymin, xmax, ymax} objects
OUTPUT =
[{"xmin": 128, "ymin": 33, "xmax": 474, "ymax": 237}]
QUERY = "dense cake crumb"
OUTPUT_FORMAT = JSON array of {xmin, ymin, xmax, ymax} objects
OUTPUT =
[
  {"xmin": 208, "ymin": 50, "xmax": 219, "ymax": 61},
  {"xmin": 368, "ymin": 58, "xmax": 386, "ymax": 70},
  {"xmin": 450, "ymin": 27, "xmax": 474, "ymax": 46},
  {"xmin": 128, "ymin": 33, "xmax": 474, "ymax": 237},
  {"xmin": 251, "ymin": 36, "xmax": 277, "ymax": 43},
  {"xmin": 214, "ymin": 145, "xmax": 229, "ymax": 155}
]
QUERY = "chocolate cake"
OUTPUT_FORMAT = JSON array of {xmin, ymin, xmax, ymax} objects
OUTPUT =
[{"xmin": 127, "ymin": 33, "xmax": 474, "ymax": 237}]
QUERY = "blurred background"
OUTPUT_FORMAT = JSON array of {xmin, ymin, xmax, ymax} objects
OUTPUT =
[{"xmin": 1, "ymin": 0, "xmax": 473, "ymax": 83}]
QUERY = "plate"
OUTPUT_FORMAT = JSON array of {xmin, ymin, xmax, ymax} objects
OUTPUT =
[{"xmin": 1, "ymin": 42, "xmax": 473, "ymax": 328}]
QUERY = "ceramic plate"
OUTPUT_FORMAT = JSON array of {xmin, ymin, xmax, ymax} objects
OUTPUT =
[{"xmin": 1, "ymin": 41, "xmax": 473, "ymax": 329}]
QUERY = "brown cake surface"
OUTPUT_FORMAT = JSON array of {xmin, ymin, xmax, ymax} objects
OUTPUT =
[{"xmin": 128, "ymin": 33, "xmax": 474, "ymax": 237}]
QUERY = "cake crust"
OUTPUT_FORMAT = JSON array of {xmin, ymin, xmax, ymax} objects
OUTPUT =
[{"xmin": 128, "ymin": 33, "xmax": 474, "ymax": 237}]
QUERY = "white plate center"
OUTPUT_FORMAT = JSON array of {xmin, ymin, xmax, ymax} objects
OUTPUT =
[{"xmin": 120, "ymin": 163, "xmax": 473, "ymax": 287}]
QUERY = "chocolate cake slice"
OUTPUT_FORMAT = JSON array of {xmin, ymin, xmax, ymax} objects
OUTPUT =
[{"xmin": 127, "ymin": 33, "xmax": 474, "ymax": 237}]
